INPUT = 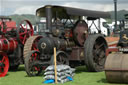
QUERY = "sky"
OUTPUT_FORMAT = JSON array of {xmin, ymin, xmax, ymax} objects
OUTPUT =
[{"xmin": 0, "ymin": 0, "xmax": 128, "ymax": 15}]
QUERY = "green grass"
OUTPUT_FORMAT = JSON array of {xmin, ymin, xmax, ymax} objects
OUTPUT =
[{"xmin": 0, "ymin": 65, "xmax": 126, "ymax": 85}]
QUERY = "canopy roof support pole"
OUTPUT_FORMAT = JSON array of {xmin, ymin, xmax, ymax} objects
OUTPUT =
[{"xmin": 114, "ymin": 0, "xmax": 117, "ymax": 29}]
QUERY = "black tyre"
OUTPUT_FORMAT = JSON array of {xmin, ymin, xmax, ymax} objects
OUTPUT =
[
  {"xmin": 25, "ymin": 51, "xmax": 42, "ymax": 76},
  {"xmin": 84, "ymin": 34, "xmax": 107, "ymax": 72},
  {"xmin": 50, "ymin": 51, "xmax": 69, "ymax": 65}
]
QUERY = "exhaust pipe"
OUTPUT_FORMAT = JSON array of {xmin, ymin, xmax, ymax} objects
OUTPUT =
[
  {"xmin": 45, "ymin": 5, "xmax": 52, "ymax": 33},
  {"xmin": 114, "ymin": 0, "xmax": 117, "ymax": 29}
]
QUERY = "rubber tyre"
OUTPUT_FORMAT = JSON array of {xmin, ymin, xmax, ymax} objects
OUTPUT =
[{"xmin": 84, "ymin": 34, "xmax": 107, "ymax": 72}]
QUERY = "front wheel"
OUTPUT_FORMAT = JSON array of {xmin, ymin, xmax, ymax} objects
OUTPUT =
[
  {"xmin": 84, "ymin": 34, "xmax": 107, "ymax": 72},
  {"xmin": 24, "ymin": 51, "xmax": 42, "ymax": 76},
  {"xmin": 0, "ymin": 52, "xmax": 9, "ymax": 77},
  {"xmin": 50, "ymin": 51, "xmax": 69, "ymax": 65}
]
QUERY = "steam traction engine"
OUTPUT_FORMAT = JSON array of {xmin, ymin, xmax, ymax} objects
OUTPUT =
[
  {"xmin": 0, "ymin": 16, "xmax": 33, "ymax": 77},
  {"xmin": 24, "ymin": 5, "xmax": 110, "ymax": 76}
]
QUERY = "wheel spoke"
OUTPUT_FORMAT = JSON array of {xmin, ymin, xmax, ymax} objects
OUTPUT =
[
  {"xmin": 20, "ymin": 36, "xmax": 24, "ymax": 39},
  {"xmin": 33, "ymin": 47, "xmax": 36, "ymax": 50},
  {"xmin": 30, "ymin": 29, "xmax": 33, "ymax": 32},
  {"xmin": 22, "ymin": 35, "xmax": 27, "ymax": 44},
  {"xmin": 20, "ymin": 24, "xmax": 26, "ymax": 31},
  {"xmin": 25, "ymin": 24, "xmax": 28, "ymax": 30},
  {"xmin": 29, "ymin": 29, "xmax": 33, "ymax": 36},
  {"xmin": 27, "ymin": 51, "xmax": 41, "ymax": 76},
  {"xmin": 32, "ymin": 44, "xmax": 38, "ymax": 51},
  {"xmin": 56, "ymin": 52, "xmax": 69, "ymax": 65},
  {"xmin": 98, "ymin": 51, "xmax": 105, "ymax": 65},
  {"xmin": 19, "ymin": 20, "xmax": 34, "ymax": 45},
  {"xmin": 61, "ymin": 56, "xmax": 66, "ymax": 64},
  {"xmin": 99, "ymin": 50, "xmax": 105, "ymax": 57},
  {"xmin": 2, "ymin": 56, "xmax": 6, "ymax": 62},
  {"xmin": 19, "ymin": 32, "xmax": 27, "ymax": 36},
  {"xmin": 93, "ymin": 41, "xmax": 106, "ymax": 67},
  {"xmin": 59, "ymin": 56, "xmax": 62, "ymax": 63},
  {"xmin": 95, "ymin": 43, "xmax": 104, "ymax": 49},
  {"xmin": 34, "ymin": 53, "xmax": 37, "ymax": 60},
  {"xmin": 94, "ymin": 43, "xmax": 104, "ymax": 55}
]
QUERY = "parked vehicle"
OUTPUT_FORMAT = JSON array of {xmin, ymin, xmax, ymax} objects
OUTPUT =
[
  {"xmin": 24, "ymin": 5, "xmax": 110, "ymax": 76},
  {"xmin": 0, "ymin": 16, "xmax": 33, "ymax": 77}
]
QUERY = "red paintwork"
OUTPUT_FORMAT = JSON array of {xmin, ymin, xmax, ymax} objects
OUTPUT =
[
  {"xmin": 106, "ymin": 46, "xmax": 119, "ymax": 56},
  {"xmin": 18, "ymin": 20, "xmax": 34, "ymax": 44},
  {"xmin": 0, "ymin": 52, "xmax": 9, "ymax": 77},
  {"xmin": 65, "ymin": 29, "xmax": 73, "ymax": 38},
  {"xmin": 0, "ymin": 38, "xmax": 18, "ymax": 52},
  {"xmin": 0, "ymin": 18, "xmax": 34, "ymax": 77},
  {"xmin": 0, "ymin": 20, "xmax": 16, "ymax": 33},
  {"xmin": 0, "ymin": 18, "xmax": 17, "ymax": 77},
  {"xmin": 0, "ymin": 19, "xmax": 18, "ymax": 52},
  {"xmin": 105, "ymin": 36, "xmax": 119, "ymax": 56}
]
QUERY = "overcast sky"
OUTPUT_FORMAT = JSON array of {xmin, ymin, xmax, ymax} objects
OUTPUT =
[{"xmin": 0, "ymin": 0, "xmax": 128, "ymax": 15}]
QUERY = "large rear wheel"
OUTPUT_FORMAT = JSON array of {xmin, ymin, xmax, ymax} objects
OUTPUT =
[
  {"xmin": 84, "ymin": 34, "xmax": 107, "ymax": 72},
  {"xmin": 17, "ymin": 20, "xmax": 34, "ymax": 45}
]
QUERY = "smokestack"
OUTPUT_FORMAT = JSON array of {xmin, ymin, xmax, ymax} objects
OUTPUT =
[
  {"xmin": 114, "ymin": 0, "xmax": 117, "ymax": 29},
  {"xmin": 45, "ymin": 5, "xmax": 52, "ymax": 33}
]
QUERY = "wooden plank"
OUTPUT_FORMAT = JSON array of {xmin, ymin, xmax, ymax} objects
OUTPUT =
[{"xmin": 54, "ymin": 47, "xmax": 58, "ymax": 84}]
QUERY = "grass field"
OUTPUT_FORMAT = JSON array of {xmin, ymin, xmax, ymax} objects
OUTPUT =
[{"xmin": 0, "ymin": 65, "xmax": 126, "ymax": 85}]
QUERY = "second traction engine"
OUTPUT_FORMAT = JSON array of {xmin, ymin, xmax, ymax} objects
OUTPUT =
[{"xmin": 0, "ymin": 17, "xmax": 34, "ymax": 77}]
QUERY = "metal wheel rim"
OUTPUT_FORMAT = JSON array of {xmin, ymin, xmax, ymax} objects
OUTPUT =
[
  {"xmin": 28, "ymin": 52, "xmax": 41, "ymax": 76},
  {"xmin": 0, "ymin": 53, "xmax": 9, "ymax": 77},
  {"xmin": 56, "ymin": 52, "xmax": 69, "ymax": 65},
  {"xmin": 18, "ymin": 20, "xmax": 34, "ymax": 45},
  {"xmin": 93, "ymin": 40, "xmax": 106, "ymax": 70}
]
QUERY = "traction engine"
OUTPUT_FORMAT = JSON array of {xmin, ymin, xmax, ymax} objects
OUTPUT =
[
  {"xmin": 0, "ymin": 16, "xmax": 34, "ymax": 77},
  {"xmin": 24, "ymin": 5, "xmax": 108, "ymax": 76}
]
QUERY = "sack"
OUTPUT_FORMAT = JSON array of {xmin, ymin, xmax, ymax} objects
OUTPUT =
[
  {"xmin": 65, "ymin": 68, "xmax": 76, "ymax": 74},
  {"xmin": 44, "ymin": 65, "xmax": 75, "ymax": 83},
  {"xmin": 58, "ymin": 78, "xmax": 69, "ymax": 83},
  {"xmin": 44, "ymin": 75, "xmax": 67, "ymax": 81},
  {"xmin": 45, "ymin": 65, "xmax": 70, "ymax": 72},
  {"xmin": 44, "ymin": 71, "xmax": 54, "ymax": 75},
  {"xmin": 44, "ymin": 71, "xmax": 65, "ymax": 77},
  {"xmin": 70, "ymin": 68, "xmax": 75, "ymax": 73},
  {"xmin": 45, "ymin": 65, "xmax": 54, "ymax": 72}
]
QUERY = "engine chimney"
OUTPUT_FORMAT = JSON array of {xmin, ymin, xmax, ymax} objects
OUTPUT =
[
  {"xmin": 45, "ymin": 5, "xmax": 52, "ymax": 33},
  {"xmin": 114, "ymin": 0, "xmax": 117, "ymax": 29}
]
